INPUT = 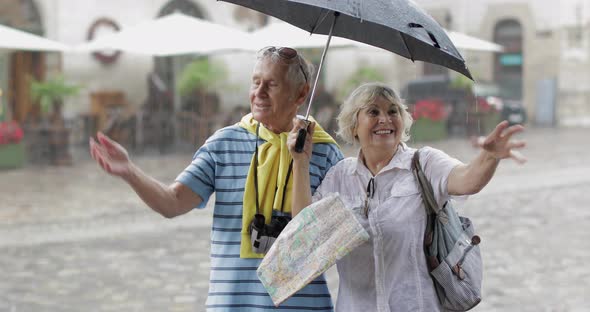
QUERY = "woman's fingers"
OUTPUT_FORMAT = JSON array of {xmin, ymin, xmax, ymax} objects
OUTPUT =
[
  {"xmin": 501, "ymin": 124, "xmax": 525, "ymax": 139},
  {"xmin": 509, "ymin": 150, "xmax": 527, "ymax": 164},
  {"xmin": 508, "ymin": 140, "xmax": 526, "ymax": 150},
  {"xmin": 489, "ymin": 120, "xmax": 509, "ymax": 139}
]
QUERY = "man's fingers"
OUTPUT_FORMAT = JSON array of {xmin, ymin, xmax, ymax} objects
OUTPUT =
[
  {"xmin": 104, "ymin": 162, "xmax": 113, "ymax": 174},
  {"xmin": 89, "ymin": 138, "xmax": 107, "ymax": 161},
  {"xmin": 308, "ymin": 122, "xmax": 316, "ymax": 137},
  {"xmin": 89, "ymin": 138, "xmax": 97, "ymax": 160},
  {"xmin": 95, "ymin": 139, "xmax": 109, "ymax": 157},
  {"xmin": 292, "ymin": 118, "xmax": 308, "ymax": 131},
  {"xmin": 97, "ymin": 132, "xmax": 118, "ymax": 151},
  {"xmin": 97, "ymin": 154, "xmax": 107, "ymax": 170}
]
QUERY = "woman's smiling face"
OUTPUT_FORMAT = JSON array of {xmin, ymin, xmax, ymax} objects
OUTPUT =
[{"xmin": 354, "ymin": 95, "xmax": 404, "ymax": 151}]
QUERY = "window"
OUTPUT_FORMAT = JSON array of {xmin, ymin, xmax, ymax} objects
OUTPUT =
[{"xmin": 494, "ymin": 19, "xmax": 523, "ymax": 100}]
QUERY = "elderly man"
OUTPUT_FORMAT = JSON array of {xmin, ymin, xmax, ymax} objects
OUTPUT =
[{"xmin": 89, "ymin": 47, "xmax": 343, "ymax": 311}]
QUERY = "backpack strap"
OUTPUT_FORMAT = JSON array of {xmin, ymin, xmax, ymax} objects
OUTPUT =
[
  {"xmin": 411, "ymin": 149, "xmax": 439, "ymax": 215},
  {"xmin": 412, "ymin": 149, "xmax": 440, "ymax": 271}
]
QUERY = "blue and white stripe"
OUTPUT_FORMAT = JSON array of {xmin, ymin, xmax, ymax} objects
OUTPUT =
[{"xmin": 176, "ymin": 125, "xmax": 343, "ymax": 311}]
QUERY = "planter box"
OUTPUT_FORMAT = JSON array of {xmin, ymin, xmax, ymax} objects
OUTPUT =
[
  {"xmin": 0, "ymin": 143, "xmax": 25, "ymax": 169},
  {"xmin": 468, "ymin": 112, "xmax": 500, "ymax": 136},
  {"xmin": 410, "ymin": 118, "xmax": 447, "ymax": 142},
  {"xmin": 482, "ymin": 112, "xmax": 500, "ymax": 134}
]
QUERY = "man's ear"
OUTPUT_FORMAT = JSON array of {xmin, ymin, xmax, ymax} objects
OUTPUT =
[{"xmin": 294, "ymin": 83, "xmax": 311, "ymax": 107}]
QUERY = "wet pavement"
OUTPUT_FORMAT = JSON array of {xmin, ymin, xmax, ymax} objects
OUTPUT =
[{"xmin": 1, "ymin": 127, "xmax": 589, "ymax": 312}]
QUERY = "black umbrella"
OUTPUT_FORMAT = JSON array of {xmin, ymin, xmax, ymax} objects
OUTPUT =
[{"xmin": 219, "ymin": 0, "xmax": 473, "ymax": 150}]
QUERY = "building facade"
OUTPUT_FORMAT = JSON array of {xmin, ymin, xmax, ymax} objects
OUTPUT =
[
  {"xmin": 1, "ymin": 0, "xmax": 589, "ymax": 132},
  {"xmin": 1, "ymin": 0, "xmax": 265, "ymax": 129},
  {"xmin": 414, "ymin": 0, "xmax": 590, "ymax": 126}
]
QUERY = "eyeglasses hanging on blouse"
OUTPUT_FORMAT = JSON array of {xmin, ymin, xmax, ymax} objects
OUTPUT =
[{"xmin": 363, "ymin": 177, "xmax": 375, "ymax": 218}]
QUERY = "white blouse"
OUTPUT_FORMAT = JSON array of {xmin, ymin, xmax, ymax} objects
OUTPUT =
[{"xmin": 312, "ymin": 144, "xmax": 462, "ymax": 312}]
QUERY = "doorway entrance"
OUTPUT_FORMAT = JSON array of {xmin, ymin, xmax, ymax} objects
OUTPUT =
[{"xmin": 0, "ymin": 0, "xmax": 45, "ymax": 123}]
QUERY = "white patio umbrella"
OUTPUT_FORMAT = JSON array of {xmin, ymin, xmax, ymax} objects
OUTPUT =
[
  {"xmin": 0, "ymin": 24, "xmax": 70, "ymax": 52},
  {"xmin": 75, "ymin": 13, "xmax": 258, "ymax": 56},
  {"xmin": 446, "ymin": 30, "xmax": 504, "ymax": 52}
]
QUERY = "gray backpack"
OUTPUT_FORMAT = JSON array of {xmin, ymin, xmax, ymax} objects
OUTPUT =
[{"xmin": 412, "ymin": 150, "xmax": 483, "ymax": 311}]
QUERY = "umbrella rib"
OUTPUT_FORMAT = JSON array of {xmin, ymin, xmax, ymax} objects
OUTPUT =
[
  {"xmin": 309, "ymin": 9, "xmax": 332, "ymax": 34},
  {"xmin": 400, "ymin": 32, "xmax": 415, "ymax": 62}
]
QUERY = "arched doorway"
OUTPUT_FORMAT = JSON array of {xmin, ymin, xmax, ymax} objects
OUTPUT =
[
  {"xmin": 0, "ymin": 0, "xmax": 44, "ymax": 123},
  {"xmin": 494, "ymin": 19, "xmax": 523, "ymax": 101}
]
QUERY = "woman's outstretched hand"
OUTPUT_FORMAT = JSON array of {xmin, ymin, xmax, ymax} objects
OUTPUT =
[{"xmin": 478, "ymin": 121, "xmax": 527, "ymax": 164}]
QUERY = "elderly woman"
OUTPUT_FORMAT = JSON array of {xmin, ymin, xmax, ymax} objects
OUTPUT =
[{"xmin": 287, "ymin": 82, "xmax": 526, "ymax": 311}]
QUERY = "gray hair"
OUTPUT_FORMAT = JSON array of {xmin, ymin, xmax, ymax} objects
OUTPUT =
[
  {"xmin": 256, "ymin": 48, "xmax": 314, "ymax": 90},
  {"xmin": 337, "ymin": 82, "xmax": 413, "ymax": 144}
]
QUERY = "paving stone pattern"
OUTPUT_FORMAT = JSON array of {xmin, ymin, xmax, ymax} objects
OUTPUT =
[{"xmin": 1, "ymin": 127, "xmax": 589, "ymax": 312}]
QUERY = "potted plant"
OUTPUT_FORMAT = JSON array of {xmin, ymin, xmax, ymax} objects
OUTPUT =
[
  {"xmin": 0, "ymin": 120, "xmax": 25, "ymax": 169},
  {"xmin": 338, "ymin": 66, "xmax": 385, "ymax": 101},
  {"xmin": 451, "ymin": 75, "xmax": 500, "ymax": 135},
  {"xmin": 410, "ymin": 98, "xmax": 449, "ymax": 142},
  {"xmin": 176, "ymin": 58, "xmax": 227, "ymax": 100},
  {"xmin": 176, "ymin": 58, "xmax": 227, "ymax": 146},
  {"xmin": 30, "ymin": 75, "xmax": 81, "ymax": 127},
  {"xmin": 29, "ymin": 75, "xmax": 80, "ymax": 165}
]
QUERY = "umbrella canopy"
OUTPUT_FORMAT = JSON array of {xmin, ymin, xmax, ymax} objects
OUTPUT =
[
  {"xmin": 219, "ymin": 0, "xmax": 472, "ymax": 79},
  {"xmin": 75, "ymin": 13, "xmax": 258, "ymax": 56},
  {"xmin": 447, "ymin": 30, "xmax": 503, "ymax": 52},
  {"xmin": 0, "ymin": 24, "xmax": 70, "ymax": 52},
  {"xmin": 252, "ymin": 21, "xmax": 359, "ymax": 49}
]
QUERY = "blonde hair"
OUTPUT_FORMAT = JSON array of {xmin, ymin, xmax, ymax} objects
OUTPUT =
[{"xmin": 337, "ymin": 82, "xmax": 413, "ymax": 144}]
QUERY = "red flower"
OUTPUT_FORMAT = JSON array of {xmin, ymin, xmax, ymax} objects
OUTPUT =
[
  {"xmin": 0, "ymin": 121, "xmax": 24, "ymax": 145},
  {"xmin": 411, "ymin": 99, "xmax": 448, "ymax": 121}
]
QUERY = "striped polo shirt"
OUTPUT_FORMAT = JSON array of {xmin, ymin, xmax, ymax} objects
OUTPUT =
[{"xmin": 176, "ymin": 125, "xmax": 343, "ymax": 311}]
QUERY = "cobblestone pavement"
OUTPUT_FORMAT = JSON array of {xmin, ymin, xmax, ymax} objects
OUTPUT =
[{"xmin": 1, "ymin": 127, "xmax": 589, "ymax": 312}]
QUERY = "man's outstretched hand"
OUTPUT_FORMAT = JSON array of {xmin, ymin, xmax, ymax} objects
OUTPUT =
[{"xmin": 89, "ymin": 132, "xmax": 133, "ymax": 178}]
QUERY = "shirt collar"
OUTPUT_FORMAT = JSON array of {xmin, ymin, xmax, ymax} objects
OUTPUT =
[{"xmin": 349, "ymin": 143, "xmax": 415, "ymax": 176}]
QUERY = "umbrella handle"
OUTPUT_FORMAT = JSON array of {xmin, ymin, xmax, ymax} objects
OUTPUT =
[{"xmin": 294, "ymin": 128, "xmax": 307, "ymax": 153}]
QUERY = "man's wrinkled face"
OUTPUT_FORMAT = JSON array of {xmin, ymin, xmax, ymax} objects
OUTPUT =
[{"xmin": 249, "ymin": 58, "xmax": 303, "ymax": 133}]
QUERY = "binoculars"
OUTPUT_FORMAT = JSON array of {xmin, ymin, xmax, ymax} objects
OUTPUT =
[{"xmin": 249, "ymin": 213, "xmax": 291, "ymax": 254}]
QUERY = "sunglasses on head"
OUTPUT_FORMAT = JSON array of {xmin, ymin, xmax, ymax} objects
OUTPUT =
[{"xmin": 259, "ymin": 46, "xmax": 308, "ymax": 83}]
